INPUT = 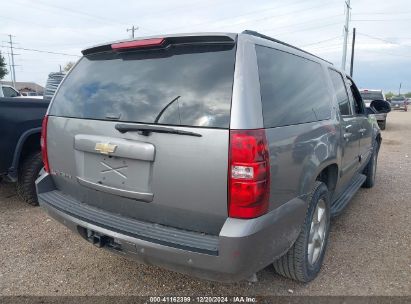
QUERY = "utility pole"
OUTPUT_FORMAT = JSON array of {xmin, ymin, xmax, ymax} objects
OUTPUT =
[
  {"xmin": 127, "ymin": 25, "xmax": 139, "ymax": 39},
  {"xmin": 8, "ymin": 34, "xmax": 16, "ymax": 86},
  {"xmin": 350, "ymin": 27, "xmax": 356, "ymax": 77},
  {"xmin": 341, "ymin": 0, "xmax": 351, "ymax": 71},
  {"xmin": 6, "ymin": 52, "xmax": 13, "ymax": 82},
  {"xmin": 399, "ymin": 83, "xmax": 402, "ymax": 95}
]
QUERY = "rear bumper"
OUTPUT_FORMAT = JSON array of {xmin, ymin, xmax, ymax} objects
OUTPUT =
[{"xmin": 36, "ymin": 173, "xmax": 306, "ymax": 282}]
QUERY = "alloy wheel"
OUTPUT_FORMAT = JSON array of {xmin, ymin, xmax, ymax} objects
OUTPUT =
[{"xmin": 307, "ymin": 198, "xmax": 327, "ymax": 266}]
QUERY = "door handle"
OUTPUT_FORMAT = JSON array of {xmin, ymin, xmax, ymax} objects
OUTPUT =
[{"xmin": 343, "ymin": 133, "xmax": 352, "ymax": 140}]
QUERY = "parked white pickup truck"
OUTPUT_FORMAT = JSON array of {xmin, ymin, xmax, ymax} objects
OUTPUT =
[
  {"xmin": 0, "ymin": 84, "xmax": 43, "ymax": 99},
  {"xmin": 0, "ymin": 84, "xmax": 21, "ymax": 98}
]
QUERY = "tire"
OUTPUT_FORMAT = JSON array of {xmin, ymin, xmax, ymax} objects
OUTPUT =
[
  {"xmin": 17, "ymin": 151, "xmax": 43, "ymax": 206},
  {"xmin": 273, "ymin": 181, "xmax": 330, "ymax": 282},
  {"xmin": 378, "ymin": 120, "xmax": 386, "ymax": 130},
  {"xmin": 362, "ymin": 144, "xmax": 378, "ymax": 188}
]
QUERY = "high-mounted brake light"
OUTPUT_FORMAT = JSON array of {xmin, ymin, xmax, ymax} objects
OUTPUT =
[
  {"xmin": 228, "ymin": 129, "xmax": 270, "ymax": 219},
  {"xmin": 40, "ymin": 115, "xmax": 50, "ymax": 173},
  {"xmin": 111, "ymin": 38, "xmax": 165, "ymax": 51}
]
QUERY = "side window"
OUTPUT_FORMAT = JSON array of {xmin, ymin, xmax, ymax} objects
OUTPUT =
[
  {"xmin": 328, "ymin": 69, "xmax": 351, "ymax": 116},
  {"xmin": 255, "ymin": 45, "xmax": 332, "ymax": 128},
  {"xmin": 2, "ymin": 87, "xmax": 18, "ymax": 98}
]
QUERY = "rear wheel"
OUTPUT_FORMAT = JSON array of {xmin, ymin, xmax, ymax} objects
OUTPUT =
[
  {"xmin": 17, "ymin": 151, "xmax": 43, "ymax": 206},
  {"xmin": 273, "ymin": 181, "xmax": 330, "ymax": 282},
  {"xmin": 362, "ymin": 144, "xmax": 378, "ymax": 188}
]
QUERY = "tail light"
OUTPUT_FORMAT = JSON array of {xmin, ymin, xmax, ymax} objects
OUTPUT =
[
  {"xmin": 40, "ymin": 115, "xmax": 50, "ymax": 173},
  {"xmin": 228, "ymin": 129, "xmax": 270, "ymax": 219}
]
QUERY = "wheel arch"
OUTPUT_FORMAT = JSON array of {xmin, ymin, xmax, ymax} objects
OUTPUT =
[
  {"xmin": 315, "ymin": 163, "xmax": 339, "ymax": 196},
  {"xmin": 375, "ymin": 132, "xmax": 382, "ymax": 151},
  {"xmin": 8, "ymin": 127, "xmax": 42, "ymax": 180}
]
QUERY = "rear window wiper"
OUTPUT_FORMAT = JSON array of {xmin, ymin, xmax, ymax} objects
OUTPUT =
[{"xmin": 115, "ymin": 124, "xmax": 202, "ymax": 137}]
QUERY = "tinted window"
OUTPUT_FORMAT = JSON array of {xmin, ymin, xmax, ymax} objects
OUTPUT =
[
  {"xmin": 328, "ymin": 69, "xmax": 350, "ymax": 116},
  {"xmin": 50, "ymin": 44, "xmax": 236, "ymax": 128},
  {"xmin": 256, "ymin": 46, "xmax": 331, "ymax": 128}
]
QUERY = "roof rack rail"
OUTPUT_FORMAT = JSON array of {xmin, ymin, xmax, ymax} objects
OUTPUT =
[{"xmin": 242, "ymin": 30, "xmax": 333, "ymax": 65}]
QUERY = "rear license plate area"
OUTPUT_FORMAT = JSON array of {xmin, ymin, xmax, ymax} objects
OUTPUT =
[
  {"xmin": 77, "ymin": 227, "xmax": 122, "ymax": 251},
  {"xmin": 74, "ymin": 135, "xmax": 155, "ymax": 201}
]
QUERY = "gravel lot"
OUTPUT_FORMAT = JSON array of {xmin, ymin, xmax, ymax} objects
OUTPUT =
[{"xmin": 1, "ymin": 111, "xmax": 410, "ymax": 296}]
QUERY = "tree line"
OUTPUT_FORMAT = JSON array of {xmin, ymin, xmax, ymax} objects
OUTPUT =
[{"xmin": 386, "ymin": 91, "xmax": 411, "ymax": 99}]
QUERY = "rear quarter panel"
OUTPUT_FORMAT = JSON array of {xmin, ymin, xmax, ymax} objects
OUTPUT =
[
  {"xmin": 265, "ymin": 120, "xmax": 339, "ymax": 210},
  {"xmin": 235, "ymin": 35, "xmax": 341, "ymax": 210}
]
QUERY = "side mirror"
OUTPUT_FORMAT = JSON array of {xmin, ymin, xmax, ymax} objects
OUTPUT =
[{"xmin": 370, "ymin": 99, "xmax": 391, "ymax": 114}]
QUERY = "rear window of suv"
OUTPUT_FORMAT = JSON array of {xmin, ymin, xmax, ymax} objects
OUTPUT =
[
  {"xmin": 360, "ymin": 91, "xmax": 383, "ymax": 101},
  {"xmin": 392, "ymin": 96, "xmax": 405, "ymax": 101},
  {"xmin": 49, "ymin": 44, "xmax": 236, "ymax": 128}
]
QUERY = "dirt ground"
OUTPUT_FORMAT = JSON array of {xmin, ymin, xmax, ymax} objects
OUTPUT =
[{"xmin": 0, "ymin": 111, "xmax": 410, "ymax": 296}]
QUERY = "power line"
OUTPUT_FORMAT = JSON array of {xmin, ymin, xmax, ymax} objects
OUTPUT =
[
  {"xmin": 10, "ymin": 0, "xmax": 198, "ymax": 35},
  {"xmin": 352, "ymin": 19, "xmax": 411, "ymax": 22},
  {"xmin": 13, "ymin": 0, "xmax": 140, "ymax": 30},
  {"xmin": 235, "ymin": 1, "xmax": 342, "ymax": 28},
  {"xmin": 270, "ymin": 21, "xmax": 342, "ymax": 36},
  {"xmin": 301, "ymin": 36, "xmax": 342, "ymax": 47},
  {"xmin": 306, "ymin": 44, "xmax": 344, "ymax": 52},
  {"xmin": 358, "ymin": 32, "xmax": 411, "ymax": 50},
  {"xmin": 353, "ymin": 11, "xmax": 411, "ymax": 16},
  {"xmin": 21, "ymin": 0, "xmax": 212, "ymax": 34},
  {"xmin": 307, "ymin": 42, "xmax": 344, "ymax": 49},
  {"xmin": 358, "ymin": 33, "xmax": 397, "ymax": 45},
  {"xmin": 34, "ymin": 0, "xmax": 127, "ymax": 26},
  {"xmin": 166, "ymin": 0, "xmax": 313, "ymax": 32},
  {"xmin": 0, "ymin": 14, "xmax": 112, "ymax": 40},
  {"xmin": 257, "ymin": 14, "xmax": 343, "ymax": 35},
  {"xmin": 11, "ymin": 46, "xmax": 80, "ymax": 57},
  {"xmin": 358, "ymin": 49, "xmax": 411, "ymax": 59}
]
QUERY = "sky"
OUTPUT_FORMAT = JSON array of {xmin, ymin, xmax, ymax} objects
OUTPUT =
[{"xmin": 1, "ymin": 0, "xmax": 410, "ymax": 93}]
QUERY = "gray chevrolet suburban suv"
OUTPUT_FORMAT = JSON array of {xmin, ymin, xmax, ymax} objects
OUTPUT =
[{"xmin": 36, "ymin": 31, "xmax": 390, "ymax": 283}]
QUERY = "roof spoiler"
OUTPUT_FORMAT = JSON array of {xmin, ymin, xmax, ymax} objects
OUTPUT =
[{"xmin": 82, "ymin": 35, "xmax": 236, "ymax": 56}]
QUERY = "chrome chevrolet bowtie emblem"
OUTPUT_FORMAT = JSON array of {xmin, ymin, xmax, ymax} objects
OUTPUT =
[{"xmin": 95, "ymin": 143, "xmax": 117, "ymax": 155}]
